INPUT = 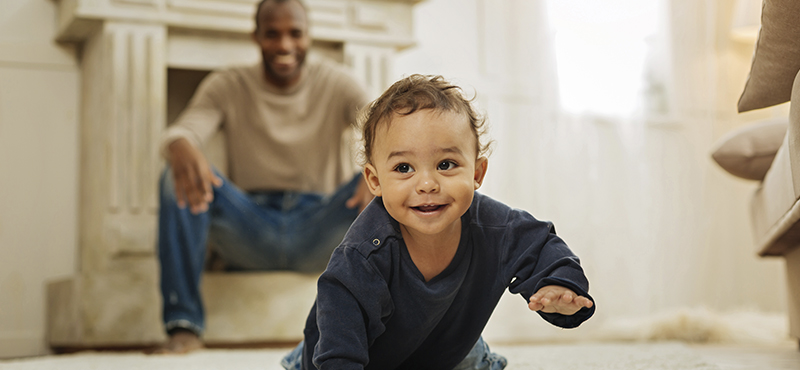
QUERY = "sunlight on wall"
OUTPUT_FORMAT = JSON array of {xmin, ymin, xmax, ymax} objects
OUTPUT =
[{"xmin": 547, "ymin": 0, "xmax": 660, "ymax": 116}]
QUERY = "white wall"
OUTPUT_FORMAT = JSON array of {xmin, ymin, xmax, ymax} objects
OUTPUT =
[{"xmin": 0, "ymin": 0, "xmax": 80, "ymax": 358}]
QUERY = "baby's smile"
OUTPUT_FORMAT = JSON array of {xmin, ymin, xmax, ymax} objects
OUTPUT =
[{"xmin": 412, "ymin": 204, "xmax": 447, "ymax": 213}]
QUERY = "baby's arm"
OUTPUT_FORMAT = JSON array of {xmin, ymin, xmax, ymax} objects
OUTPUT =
[
  {"xmin": 313, "ymin": 247, "xmax": 392, "ymax": 369},
  {"xmin": 528, "ymin": 285, "xmax": 593, "ymax": 315}
]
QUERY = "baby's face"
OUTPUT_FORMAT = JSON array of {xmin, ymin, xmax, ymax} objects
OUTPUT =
[{"xmin": 364, "ymin": 109, "xmax": 488, "ymax": 240}]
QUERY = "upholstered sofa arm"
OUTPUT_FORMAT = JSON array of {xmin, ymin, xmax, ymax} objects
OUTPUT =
[
  {"xmin": 752, "ymin": 70, "xmax": 800, "ymax": 256},
  {"xmin": 788, "ymin": 70, "xmax": 800, "ymax": 198}
]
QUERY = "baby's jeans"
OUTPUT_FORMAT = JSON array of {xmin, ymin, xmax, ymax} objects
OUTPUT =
[
  {"xmin": 158, "ymin": 167, "xmax": 362, "ymax": 335},
  {"xmin": 280, "ymin": 336, "xmax": 508, "ymax": 370}
]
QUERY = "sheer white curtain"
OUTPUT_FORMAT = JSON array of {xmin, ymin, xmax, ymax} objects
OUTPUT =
[{"xmin": 394, "ymin": 0, "xmax": 787, "ymax": 343}]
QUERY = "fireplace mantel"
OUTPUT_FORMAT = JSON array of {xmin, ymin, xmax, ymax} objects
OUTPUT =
[
  {"xmin": 47, "ymin": 0, "xmax": 422, "ymax": 349},
  {"xmin": 54, "ymin": 0, "xmax": 420, "ymax": 45},
  {"xmin": 53, "ymin": 0, "xmax": 421, "ymax": 88}
]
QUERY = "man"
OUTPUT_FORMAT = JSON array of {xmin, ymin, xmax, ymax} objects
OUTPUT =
[{"xmin": 154, "ymin": 0, "xmax": 372, "ymax": 353}]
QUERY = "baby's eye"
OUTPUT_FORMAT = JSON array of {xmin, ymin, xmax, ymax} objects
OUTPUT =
[
  {"xmin": 438, "ymin": 160, "xmax": 457, "ymax": 171},
  {"xmin": 394, "ymin": 163, "xmax": 414, "ymax": 173}
]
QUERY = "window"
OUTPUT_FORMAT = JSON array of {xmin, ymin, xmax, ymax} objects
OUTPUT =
[{"xmin": 547, "ymin": 0, "xmax": 662, "ymax": 116}]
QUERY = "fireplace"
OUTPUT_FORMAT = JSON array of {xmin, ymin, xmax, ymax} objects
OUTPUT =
[{"xmin": 47, "ymin": 0, "xmax": 421, "ymax": 348}]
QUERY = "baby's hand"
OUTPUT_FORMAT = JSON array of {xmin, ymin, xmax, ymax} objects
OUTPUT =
[{"xmin": 528, "ymin": 285, "xmax": 593, "ymax": 315}]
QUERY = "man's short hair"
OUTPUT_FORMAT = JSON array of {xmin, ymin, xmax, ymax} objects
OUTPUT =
[{"xmin": 254, "ymin": 0, "xmax": 308, "ymax": 30}]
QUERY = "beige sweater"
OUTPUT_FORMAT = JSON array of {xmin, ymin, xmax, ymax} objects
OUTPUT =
[{"xmin": 162, "ymin": 56, "xmax": 369, "ymax": 194}]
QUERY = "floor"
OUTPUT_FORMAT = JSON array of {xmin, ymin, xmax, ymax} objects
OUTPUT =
[
  {"xmin": 1, "ymin": 341, "xmax": 799, "ymax": 370},
  {"xmin": 692, "ymin": 342, "xmax": 800, "ymax": 370}
]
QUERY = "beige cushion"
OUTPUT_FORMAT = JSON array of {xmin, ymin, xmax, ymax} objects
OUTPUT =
[
  {"xmin": 711, "ymin": 117, "xmax": 788, "ymax": 180},
  {"xmin": 737, "ymin": 0, "xmax": 800, "ymax": 112}
]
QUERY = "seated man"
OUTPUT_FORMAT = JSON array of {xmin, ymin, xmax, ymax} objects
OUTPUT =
[{"xmin": 155, "ymin": 0, "xmax": 372, "ymax": 353}]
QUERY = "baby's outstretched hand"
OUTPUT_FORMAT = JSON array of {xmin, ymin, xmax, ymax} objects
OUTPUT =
[{"xmin": 528, "ymin": 285, "xmax": 593, "ymax": 315}]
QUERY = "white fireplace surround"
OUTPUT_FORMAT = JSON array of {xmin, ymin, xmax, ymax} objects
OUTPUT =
[{"xmin": 47, "ymin": 0, "xmax": 421, "ymax": 348}]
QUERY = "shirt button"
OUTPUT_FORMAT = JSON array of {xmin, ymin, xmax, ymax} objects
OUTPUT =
[{"xmin": 372, "ymin": 239, "xmax": 380, "ymax": 246}]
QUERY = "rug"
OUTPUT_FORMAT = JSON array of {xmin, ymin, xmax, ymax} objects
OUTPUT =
[{"xmin": 0, "ymin": 342, "xmax": 720, "ymax": 370}]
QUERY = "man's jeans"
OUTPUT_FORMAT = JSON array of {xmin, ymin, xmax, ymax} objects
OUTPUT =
[
  {"xmin": 280, "ymin": 337, "xmax": 507, "ymax": 370},
  {"xmin": 158, "ymin": 167, "xmax": 362, "ymax": 335}
]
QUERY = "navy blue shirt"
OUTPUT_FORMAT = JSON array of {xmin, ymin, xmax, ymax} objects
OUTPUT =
[{"xmin": 302, "ymin": 192, "xmax": 595, "ymax": 370}]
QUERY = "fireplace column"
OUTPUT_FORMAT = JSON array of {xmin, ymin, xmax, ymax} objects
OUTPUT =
[
  {"xmin": 81, "ymin": 21, "xmax": 165, "ymax": 272},
  {"xmin": 345, "ymin": 43, "xmax": 395, "ymax": 98},
  {"xmin": 48, "ymin": 21, "xmax": 168, "ymax": 347}
]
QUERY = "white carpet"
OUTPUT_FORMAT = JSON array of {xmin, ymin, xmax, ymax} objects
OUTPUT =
[{"xmin": 0, "ymin": 342, "xmax": 720, "ymax": 370}]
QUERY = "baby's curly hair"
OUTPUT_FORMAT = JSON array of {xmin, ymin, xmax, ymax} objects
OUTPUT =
[{"xmin": 359, "ymin": 74, "xmax": 491, "ymax": 166}]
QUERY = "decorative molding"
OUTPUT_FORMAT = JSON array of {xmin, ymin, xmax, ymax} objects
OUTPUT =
[
  {"xmin": 53, "ymin": 0, "xmax": 417, "ymax": 49},
  {"xmin": 77, "ymin": 22, "xmax": 166, "ymax": 266},
  {"xmin": 166, "ymin": 30, "xmax": 259, "ymax": 69},
  {"xmin": 167, "ymin": 0, "xmax": 255, "ymax": 17},
  {"xmin": 307, "ymin": 0, "xmax": 347, "ymax": 28},
  {"xmin": 351, "ymin": 2, "xmax": 388, "ymax": 30},
  {"xmin": 344, "ymin": 43, "xmax": 393, "ymax": 98},
  {"xmin": 111, "ymin": 0, "xmax": 160, "ymax": 8},
  {"xmin": 104, "ymin": 24, "xmax": 164, "ymax": 215}
]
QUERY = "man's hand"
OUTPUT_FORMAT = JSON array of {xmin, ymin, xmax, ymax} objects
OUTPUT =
[
  {"xmin": 528, "ymin": 285, "xmax": 593, "ymax": 316},
  {"xmin": 167, "ymin": 138, "xmax": 223, "ymax": 214},
  {"xmin": 345, "ymin": 176, "xmax": 374, "ymax": 213}
]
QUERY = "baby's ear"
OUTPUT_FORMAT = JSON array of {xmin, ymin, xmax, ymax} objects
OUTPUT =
[
  {"xmin": 473, "ymin": 157, "xmax": 488, "ymax": 190},
  {"xmin": 363, "ymin": 164, "xmax": 382, "ymax": 196}
]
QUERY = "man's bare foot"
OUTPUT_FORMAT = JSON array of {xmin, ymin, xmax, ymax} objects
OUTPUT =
[{"xmin": 150, "ymin": 329, "xmax": 204, "ymax": 354}]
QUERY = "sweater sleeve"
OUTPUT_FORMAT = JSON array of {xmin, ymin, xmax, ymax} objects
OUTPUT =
[
  {"xmin": 313, "ymin": 246, "xmax": 392, "ymax": 369},
  {"xmin": 159, "ymin": 71, "xmax": 227, "ymax": 159},
  {"xmin": 504, "ymin": 211, "xmax": 596, "ymax": 328}
]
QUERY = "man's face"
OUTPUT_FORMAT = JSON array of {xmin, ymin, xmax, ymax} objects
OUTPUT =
[
  {"xmin": 253, "ymin": 0, "xmax": 310, "ymax": 88},
  {"xmin": 363, "ymin": 109, "xmax": 488, "ymax": 240}
]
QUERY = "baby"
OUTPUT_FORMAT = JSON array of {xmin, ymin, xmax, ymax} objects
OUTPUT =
[{"xmin": 282, "ymin": 74, "xmax": 595, "ymax": 370}]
